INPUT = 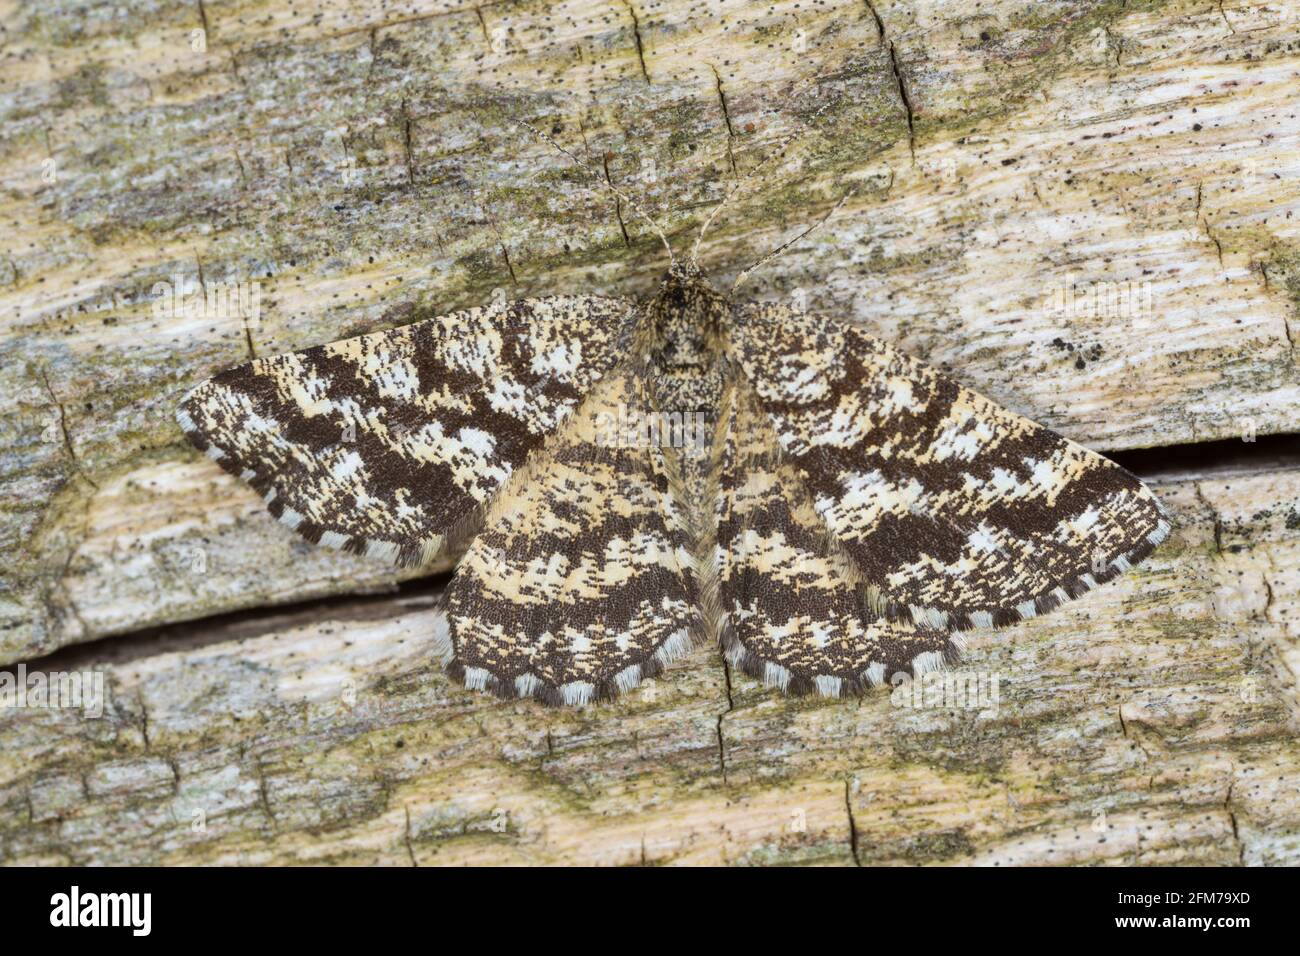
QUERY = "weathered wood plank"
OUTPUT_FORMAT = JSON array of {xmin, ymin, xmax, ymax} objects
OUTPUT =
[
  {"xmin": 1, "ymin": 467, "xmax": 1296, "ymax": 865},
  {"xmin": 3, "ymin": 0, "xmax": 1298, "ymax": 661}
]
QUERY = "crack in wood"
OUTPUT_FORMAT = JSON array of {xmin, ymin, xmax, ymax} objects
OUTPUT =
[
  {"xmin": 499, "ymin": 244, "xmax": 518, "ymax": 285},
  {"xmin": 845, "ymin": 779, "xmax": 862, "ymax": 865},
  {"xmin": 862, "ymin": 0, "xmax": 885, "ymax": 43},
  {"xmin": 254, "ymin": 759, "xmax": 277, "ymax": 826},
  {"xmin": 623, "ymin": 0, "xmax": 651, "ymax": 84},
  {"xmin": 1193, "ymin": 482, "xmax": 1224, "ymax": 555},
  {"xmin": 859, "ymin": 1, "xmax": 914, "ymax": 161},
  {"xmin": 1224, "ymin": 777, "xmax": 1246, "ymax": 865},
  {"xmin": 1195, "ymin": 181, "xmax": 1226, "ymax": 270},
  {"xmin": 38, "ymin": 368, "xmax": 98, "ymax": 489},
  {"xmin": 227, "ymin": 49, "xmax": 247, "ymax": 92},
  {"xmin": 887, "ymin": 42, "xmax": 916, "ymax": 162},
  {"xmin": 136, "ymin": 690, "xmax": 152, "ymax": 751},
  {"xmin": 715, "ymin": 656, "xmax": 734, "ymax": 784},
  {"xmin": 714, "ymin": 713, "xmax": 728, "ymax": 784},
  {"xmin": 1216, "ymin": 0, "xmax": 1237, "ymax": 34},
  {"xmin": 601, "ymin": 152, "xmax": 632, "ymax": 247},
  {"xmin": 710, "ymin": 64, "xmax": 738, "ymax": 176},
  {"xmin": 402, "ymin": 98, "xmax": 417, "ymax": 186},
  {"xmin": 404, "ymin": 804, "xmax": 419, "ymax": 866}
]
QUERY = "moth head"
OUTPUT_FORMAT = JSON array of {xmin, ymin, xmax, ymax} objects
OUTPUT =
[
  {"xmin": 651, "ymin": 260, "xmax": 727, "ymax": 349},
  {"xmin": 662, "ymin": 258, "xmax": 713, "ymax": 294}
]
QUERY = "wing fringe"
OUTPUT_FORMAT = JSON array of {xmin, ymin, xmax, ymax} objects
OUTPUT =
[
  {"xmin": 885, "ymin": 506, "xmax": 1173, "ymax": 632},
  {"xmin": 440, "ymin": 603, "xmax": 708, "ymax": 707},
  {"xmin": 177, "ymin": 399, "xmax": 471, "ymax": 568}
]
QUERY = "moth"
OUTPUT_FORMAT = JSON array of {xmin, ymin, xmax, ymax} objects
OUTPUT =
[{"xmin": 177, "ymin": 122, "xmax": 1169, "ymax": 706}]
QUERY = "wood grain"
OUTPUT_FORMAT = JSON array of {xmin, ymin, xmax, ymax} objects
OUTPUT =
[
  {"xmin": 3, "ymin": 0, "xmax": 1299, "ymax": 662},
  {"xmin": 1, "ymin": 467, "xmax": 1297, "ymax": 865}
]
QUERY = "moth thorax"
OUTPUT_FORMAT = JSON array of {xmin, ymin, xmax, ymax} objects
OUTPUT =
[{"xmin": 652, "ymin": 268, "xmax": 725, "ymax": 368}]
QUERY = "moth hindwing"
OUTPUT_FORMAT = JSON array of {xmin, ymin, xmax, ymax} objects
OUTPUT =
[{"xmin": 442, "ymin": 369, "xmax": 700, "ymax": 705}]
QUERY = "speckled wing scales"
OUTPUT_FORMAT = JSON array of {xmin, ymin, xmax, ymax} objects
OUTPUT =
[
  {"xmin": 440, "ymin": 369, "xmax": 701, "ymax": 705},
  {"xmin": 727, "ymin": 302, "xmax": 1170, "ymax": 631},
  {"xmin": 712, "ymin": 378, "xmax": 958, "ymax": 696},
  {"xmin": 177, "ymin": 295, "xmax": 635, "ymax": 566}
]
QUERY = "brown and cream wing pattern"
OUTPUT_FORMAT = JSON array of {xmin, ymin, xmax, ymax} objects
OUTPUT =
[
  {"xmin": 177, "ymin": 295, "xmax": 636, "ymax": 567},
  {"xmin": 711, "ymin": 377, "xmax": 959, "ymax": 696},
  {"xmin": 441, "ymin": 370, "xmax": 700, "ymax": 705},
  {"xmin": 726, "ymin": 302, "xmax": 1170, "ymax": 631}
]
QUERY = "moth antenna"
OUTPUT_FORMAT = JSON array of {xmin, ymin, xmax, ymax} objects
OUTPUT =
[
  {"xmin": 730, "ymin": 188, "xmax": 854, "ymax": 294},
  {"xmin": 690, "ymin": 75, "xmax": 840, "ymax": 263},
  {"xmin": 689, "ymin": 137, "xmax": 782, "ymax": 263},
  {"xmin": 514, "ymin": 120, "xmax": 675, "ymax": 265}
]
